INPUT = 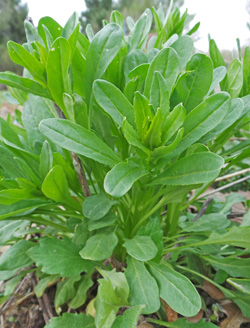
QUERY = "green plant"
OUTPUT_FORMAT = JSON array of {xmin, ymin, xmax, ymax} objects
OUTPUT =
[{"xmin": 0, "ymin": 3, "xmax": 250, "ymax": 327}]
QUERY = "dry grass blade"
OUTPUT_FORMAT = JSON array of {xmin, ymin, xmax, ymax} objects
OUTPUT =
[{"xmin": 161, "ymin": 298, "xmax": 178, "ymax": 322}]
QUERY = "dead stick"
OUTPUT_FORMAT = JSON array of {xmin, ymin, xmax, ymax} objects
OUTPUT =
[
  {"xmin": 215, "ymin": 168, "xmax": 250, "ymax": 182},
  {"xmin": 31, "ymin": 276, "xmax": 50, "ymax": 324},
  {"xmin": 197, "ymin": 175, "xmax": 250, "ymax": 199},
  {"xmin": 193, "ymin": 196, "xmax": 213, "ymax": 221}
]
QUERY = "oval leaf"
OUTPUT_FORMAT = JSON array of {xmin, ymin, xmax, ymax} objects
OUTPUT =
[
  {"xmin": 82, "ymin": 193, "xmax": 117, "ymax": 221},
  {"xmin": 123, "ymin": 235, "xmax": 158, "ymax": 261}
]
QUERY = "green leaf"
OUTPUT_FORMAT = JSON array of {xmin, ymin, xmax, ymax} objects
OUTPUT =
[
  {"xmin": 0, "ymin": 220, "xmax": 29, "ymax": 244},
  {"xmin": 95, "ymin": 279, "xmax": 126, "ymax": 328},
  {"xmin": 62, "ymin": 12, "xmax": 79, "ymax": 39},
  {"xmin": 47, "ymin": 37, "xmax": 71, "ymax": 113},
  {"xmin": 7, "ymin": 41, "xmax": 46, "ymax": 85},
  {"xmin": 227, "ymin": 278, "xmax": 250, "ymax": 295},
  {"xmin": 40, "ymin": 141, "xmax": 53, "ymax": 179},
  {"xmin": 209, "ymin": 39, "xmax": 226, "ymax": 68},
  {"xmin": 35, "ymin": 274, "xmax": 60, "ymax": 297},
  {"xmin": 200, "ymin": 98, "xmax": 244, "ymax": 144},
  {"xmin": 83, "ymin": 193, "xmax": 117, "ymax": 221},
  {"xmin": 72, "ymin": 220, "xmax": 89, "ymax": 247},
  {"xmin": 242, "ymin": 46, "xmax": 250, "ymax": 95},
  {"xmin": 171, "ymin": 35, "xmax": 194, "ymax": 71},
  {"xmin": 129, "ymin": 9, "xmax": 152, "ymax": 50},
  {"xmin": 122, "ymin": 120, "xmax": 151, "ymax": 156},
  {"xmin": 208, "ymin": 66, "xmax": 227, "ymax": 95},
  {"xmin": 123, "ymin": 236, "xmax": 158, "ymax": 261},
  {"xmin": 147, "ymin": 262, "xmax": 201, "ymax": 316},
  {"xmin": 124, "ymin": 49, "xmax": 148, "ymax": 83},
  {"xmin": 0, "ymin": 240, "xmax": 34, "ymax": 280},
  {"xmin": 204, "ymin": 256, "xmax": 250, "ymax": 278},
  {"xmin": 45, "ymin": 313, "xmax": 95, "ymax": 328},
  {"xmin": 169, "ymin": 92, "xmax": 230, "ymax": 158},
  {"xmin": 149, "ymin": 318, "xmax": 217, "ymax": 327},
  {"xmin": 93, "ymin": 80, "xmax": 135, "ymax": 127},
  {"xmin": 54, "ymin": 276, "xmax": 81, "ymax": 313},
  {"xmin": 205, "ymin": 226, "xmax": 250, "ymax": 249},
  {"xmin": 104, "ymin": 160, "xmax": 148, "ymax": 198},
  {"xmin": 0, "ymin": 189, "xmax": 37, "ymax": 205},
  {"xmin": 111, "ymin": 305, "xmax": 145, "ymax": 328},
  {"xmin": 162, "ymin": 103, "xmax": 185, "ymax": 143},
  {"xmin": 125, "ymin": 256, "xmax": 160, "ymax": 314},
  {"xmin": 71, "ymin": 48, "xmax": 86, "ymax": 98},
  {"xmin": 171, "ymin": 54, "xmax": 213, "ymax": 113},
  {"xmin": 144, "ymin": 47, "xmax": 179, "ymax": 98},
  {"xmin": 22, "ymin": 95, "xmax": 55, "ymax": 147},
  {"xmin": 0, "ymin": 72, "xmax": 51, "ymax": 99},
  {"xmin": 79, "ymin": 227, "xmax": 118, "ymax": 261},
  {"xmin": 133, "ymin": 91, "xmax": 153, "ymax": 139},
  {"xmin": 27, "ymin": 237, "xmax": 94, "ymax": 277},
  {"xmin": 88, "ymin": 212, "xmax": 117, "ymax": 231},
  {"xmin": 42, "ymin": 165, "xmax": 80, "ymax": 210},
  {"xmin": 0, "ymin": 199, "xmax": 50, "ymax": 220},
  {"xmin": 150, "ymin": 152, "xmax": 224, "ymax": 186},
  {"xmin": 220, "ymin": 193, "xmax": 245, "ymax": 214},
  {"xmin": 149, "ymin": 71, "xmax": 170, "ymax": 115},
  {"xmin": 183, "ymin": 213, "xmax": 230, "ymax": 232},
  {"xmin": 144, "ymin": 108, "xmax": 163, "ymax": 149},
  {"xmin": 241, "ymin": 211, "xmax": 250, "ymax": 227},
  {"xmin": 85, "ymin": 23, "xmax": 123, "ymax": 105},
  {"xmin": 98, "ymin": 268, "xmax": 129, "ymax": 302},
  {"xmin": 223, "ymin": 59, "xmax": 243, "ymax": 98},
  {"xmin": 69, "ymin": 274, "xmax": 94, "ymax": 309},
  {"xmin": 38, "ymin": 16, "xmax": 62, "ymax": 45},
  {"xmin": 39, "ymin": 118, "xmax": 121, "ymax": 166}
]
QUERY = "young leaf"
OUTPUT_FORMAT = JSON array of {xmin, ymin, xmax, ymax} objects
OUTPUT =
[
  {"xmin": 62, "ymin": 12, "xmax": 79, "ymax": 39},
  {"xmin": 39, "ymin": 118, "xmax": 121, "ymax": 166},
  {"xmin": 209, "ymin": 39, "xmax": 226, "ymax": 68},
  {"xmin": 44, "ymin": 313, "xmax": 95, "ymax": 328},
  {"xmin": 170, "ymin": 35, "xmax": 194, "ymax": 71},
  {"xmin": 149, "ymin": 71, "xmax": 170, "ymax": 115},
  {"xmin": 168, "ymin": 92, "xmax": 230, "ymax": 159},
  {"xmin": 85, "ymin": 23, "xmax": 123, "ymax": 105},
  {"xmin": 147, "ymin": 262, "xmax": 201, "ymax": 317},
  {"xmin": 223, "ymin": 59, "xmax": 243, "ymax": 98},
  {"xmin": 144, "ymin": 108, "xmax": 163, "ymax": 149},
  {"xmin": 124, "ymin": 49, "xmax": 148, "ymax": 83},
  {"xmin": 144, "ymin": 47, "xmax": 179, "ymax": 98},
  {"xmin": 88, "ymin": 212, "xmax": 117, "ymax": 231},
  {"xmin": 93, "ymin": 79, "xmax": 135, "ymax": 127},
  {"xmin": 7, "ymin": 41, "xmax": 46, "ymax": 85},
  {"xmin": 171, "ymin": 54, "xmax": 213, "ymax": 113},
  {"xmin": 27, "ymin": 237, "xmax": 94, "ymax": 277},
  {"xmin": 207, "ymin": 66, "xmax": 227, "ymax": 95},
  {"xmin": 123, "ymin": 235, "xmax": 158, "ymax": 261},
  {"xmin": 79, "ymin": 227, "xmax": 118, "ymax": 261},
  {"xmin": 38, "ymin": 16, "xmax": 62, "ymax": 45},
  {"xmin": 47, "ymin": 37, "xmax": 72, "ymax": 113},
  {"xmin": 219, "ymin": 193, "xmax": 245, "ymax": 214},
  {"xmin": 162, "ymin": 103, "xmax": 185, "ymax": 143},
  {"xmin": 40, "ymin": 141, "xmax": 53, "ymax": 179},
  {"xmin": 242, "ymin": 46, "xmax": 250, "ymax": 95},
  {"xmin": 82, "ymin": 193, "xmax": 117, "ymax": 221},
  {"xmin": 133, "ymin": 91, "xmax": 153, "ymax": 139},
  {"xmin": 150, "ymin": 152, "xmax": 224, "ymax": 186},
  {"xmin": 104, "ymin": 160, "xmax": 148, "ymax": 198},
  {"xmin": 125, "ymin": 256, "xmax": 160, "ymax": 314},
  {"xmin": 129, "ymin": 8, "xmax": 152, "ymax": 50}
]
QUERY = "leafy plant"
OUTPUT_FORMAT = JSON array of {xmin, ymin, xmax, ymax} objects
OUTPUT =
[{"xmin": 0, "ymin": 3, "xmax": 250, "ymax": 328}]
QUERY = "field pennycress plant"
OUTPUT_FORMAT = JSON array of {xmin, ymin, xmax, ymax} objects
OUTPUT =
[{"xmin": 0, "ymin": 3, "xmax": 250, "ymax": 327}]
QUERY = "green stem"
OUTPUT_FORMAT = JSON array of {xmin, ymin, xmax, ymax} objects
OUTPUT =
[{"xmin": 131, "ymin": 193, "xmax": 170, "ymax": 235}]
